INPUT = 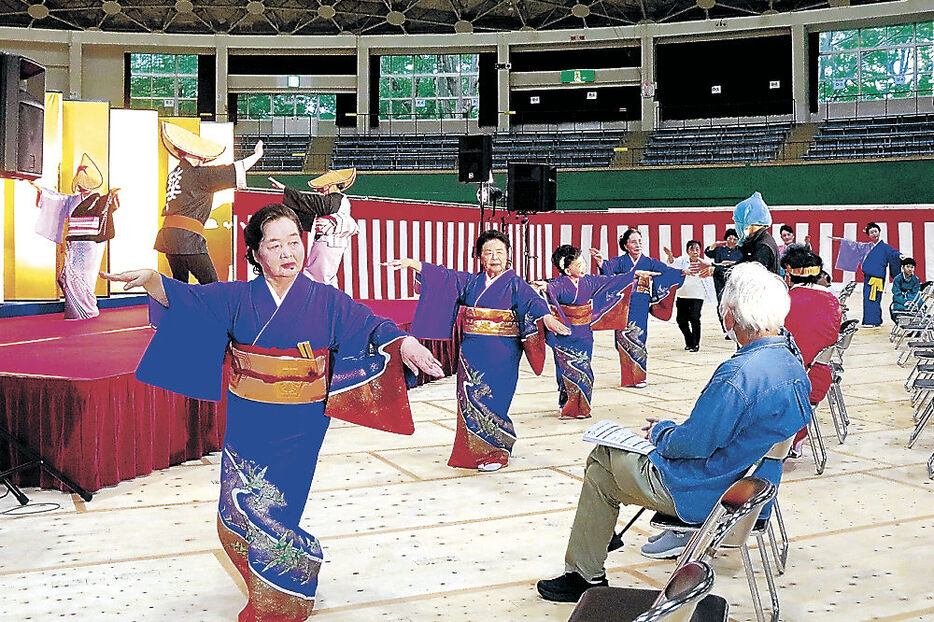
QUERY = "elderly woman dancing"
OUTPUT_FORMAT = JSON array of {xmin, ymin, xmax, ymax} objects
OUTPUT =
[
  {"xmin": 536, "ymin": 245, "xmax": 636, "ymax": 420},
  {"xmin": 103, "ymin": 203, "xmax": 443, "ymax": 622},
  {"xmin": 390, "ymin": 229, "xmax": 569, "ymax": 471}
]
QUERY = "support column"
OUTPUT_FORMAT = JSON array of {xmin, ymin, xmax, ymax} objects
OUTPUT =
[
  {"xmin": 68, "ymin": 33, "xmax": 82, "ymax": 100},
  {"xmin": 356, "ymin": 44, "xmax": 370, "ymax": 133},
  {"xmin": 497, "ymin": 38, "xmax": 510, "ymax": 132},
  {"xmin": 639, "ymin": 34, "xmax": 656, "ymax": 131},
  {"xmin": 791, "ymin": 24, "xmax": 809, "ymax": 123},
  {"xmin": 215, "ymin": 40, "xmax": 228, "ymax": 122}
]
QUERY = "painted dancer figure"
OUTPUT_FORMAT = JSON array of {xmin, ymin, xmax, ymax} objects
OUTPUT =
[
  {"xmin": 156, "ymin": 121, "xmax": 264, "ymax": 284},
  {"xmin": 103, "ymin": 203, "xmax": 443, "ymax": 622},
  {"xmin": 590, "ymin": 228, "xmax": 684, "ymax": 388},
  {"xmin": 832, "ymin": 222, "xmax": 902, "ymax": 327},
  {"xmin": 33, "ymin": 153, "xmax": 119, "ymax": 319},
  {"xmin": 389, "ymin": 230, "xmax": 570, "ymax": 471},
  {"xmin": 268, "ymin": 168, "xmax": 358, "ymax": 286},
  {"xmin": 531, "ymin": 245, "xmax": 636, "ymax": 420}
]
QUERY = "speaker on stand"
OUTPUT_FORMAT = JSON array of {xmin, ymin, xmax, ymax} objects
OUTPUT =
[
  {"xmin": 506, "ymin": 163, "xmax": 557, "ymax": 279},
  {"xmin": 0, "ymin": 53, "xmax": 45, "ymax": 179}
]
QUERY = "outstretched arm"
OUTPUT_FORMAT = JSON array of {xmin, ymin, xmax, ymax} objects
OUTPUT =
[
  {"xmin": 100, "ymin": 269, "xmax": 168, "ymax": 307},
  {"xmin": 385, "ymin": 258, "xmax": 423, "ymax": 273}
]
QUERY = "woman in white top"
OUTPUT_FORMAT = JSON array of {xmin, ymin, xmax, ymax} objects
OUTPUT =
[{"xmin": 664, "ymin": 240, "xmax": 715, "ymax": 351}]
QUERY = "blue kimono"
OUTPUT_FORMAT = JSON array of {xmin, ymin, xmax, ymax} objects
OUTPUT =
[
  {"xmin": 411, "ymin": 264, "xmax": 550, "ymax": 469},
  {"xmin": 839, "ymin": 239, "xmax": 902, "ymax": 326},
  {"xmin": 137, "ymin": 273, "xmax": 412, "ymax": 619},
  {"xmin": 545, "ymin": 272, "xmax": 635, "ymax": 419},
  {"xmin": 600, "ymin": 254, "xmax": 684, "ymax": 387}
]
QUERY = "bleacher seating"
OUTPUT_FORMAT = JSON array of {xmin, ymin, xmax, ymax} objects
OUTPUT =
[
  {"xmin": 329, "ymin": 129, "xmax": 627, "ymax": 171},
  {"xmin": 640, "ymin": 122, "xmax": 793, "ymax": 166},
  {"xmin": 234, "ymin": 135, "xmax": 310, "ymax": 171},
  {"xmin": 803, "ymin": 114, "xmax": 934, "ymax": 161}
]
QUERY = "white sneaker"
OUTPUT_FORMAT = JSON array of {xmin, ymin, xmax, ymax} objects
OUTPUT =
[
  {"xmin": 633, "ymin": 381, "xmax": 647, "ymax": 389},
  {"xmin": 478, "ymin": 461, "xmax": 504, "ymax": 472}
]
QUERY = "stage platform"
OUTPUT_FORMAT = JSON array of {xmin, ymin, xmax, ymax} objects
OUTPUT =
[{"xmin": 0, "ymin": 300, "xmax": 453, "ymax": 494}]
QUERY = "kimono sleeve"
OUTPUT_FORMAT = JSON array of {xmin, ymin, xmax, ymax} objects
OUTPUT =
[
  {"xmin": 885, "ymin": 243, "xmax": 902, "ymax": 281},
  {"xmin": 324, "ymin": 290, "xmax": 415, "ymax": 435},
  {"xmin": 410, "ymin": 262, "xmax": 473, "ymax": 339},
  {"xmin": 195, "ymin": 163, "xmax": 237, "ymax": 194},
  {"xmin": 512, "ymin": 278, "xmax": 551, "ymax": 375},
  {"xmin": 135, "ymin": 277, "xmax": 237, "ymax": 401},
  {"xmin": 834, "ymin": 239, "xmax": 873, "ymax": 273},
  {"xmin": 647, "ymin": 258, "xmax": 685, "ymax": 321},
  {"xmin": 586, "ymin": 271, "xmax": 635, "ymax": 331},
  {"xmin": 282, "ymin": 186, "xmax": 339, "ymax": 231}
]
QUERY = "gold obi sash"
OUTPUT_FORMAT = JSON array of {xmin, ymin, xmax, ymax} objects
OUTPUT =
[
  {"xmin": 550, "ymin": 302, "xmax": 593, "ymax": 326},
  {"xmin": 227, "ymin": 342, "xmax": 329, "ymax": 404},
  {"xmin": 462, "ymin": 306, "xmax": 519, "ymax": 337}
]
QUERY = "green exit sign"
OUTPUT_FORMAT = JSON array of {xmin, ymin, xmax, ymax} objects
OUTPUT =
[{"xmin": 561, "ymin": 69, "xmax": 595, "ymax": 83}]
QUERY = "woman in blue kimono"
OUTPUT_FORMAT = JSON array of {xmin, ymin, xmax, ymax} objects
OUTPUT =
[
  {"xmin": 590, "ymin": 228, "xmax": 684, "ymax": 388},
  {"xmin": 390, "ymin": 230, "xmax": 570, "ymax": 472},
  {"xmin": 833, "ymin": 222, "xmax": 902, "ymax": 327},
  {"xmin": 103, "ymin": 203, "xmax": 443, "ymax": 622},
  {"xmin": 535, "ymin": 245, "xmax": 635, "ymax": 420}
]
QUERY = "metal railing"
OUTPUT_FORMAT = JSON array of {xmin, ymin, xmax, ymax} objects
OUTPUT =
[{"xmin": 821, "ymin": 88, "xmax": 934, "ymax": 121}]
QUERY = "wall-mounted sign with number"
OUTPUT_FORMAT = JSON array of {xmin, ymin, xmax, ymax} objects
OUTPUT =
[
  {"xmin": 586, "ymin": 91, "xmax": 597, "ymax": 100},
  {"xmin": 530, "ymin": 95, "xmax": 540, "ymax": 104},
  {"xmin": 711, "ymin": 85, "xmax": 722, "ymax": 94}
]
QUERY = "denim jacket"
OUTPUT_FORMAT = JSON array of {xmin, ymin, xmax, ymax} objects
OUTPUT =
[{"xmin": 648, "ymin": 335, "xmax": 811, "ymax": 523}]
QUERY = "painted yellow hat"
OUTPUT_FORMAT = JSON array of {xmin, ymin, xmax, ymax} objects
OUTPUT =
[
  {"xmin": 161, "ymin": 121, "xmax": 225, "ymax": 162},
  {"xmin": 308, "ymin": 168, "xmax": 357, "ymax": 193},
  {"xmin": 72, "ymin": 153, "xmax": 103, "ymax": 192}
]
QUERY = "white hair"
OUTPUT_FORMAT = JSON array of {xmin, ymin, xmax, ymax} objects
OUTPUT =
[{"xmin": 718, "ymin": 262, "xmax": 790, "ymax": 333}]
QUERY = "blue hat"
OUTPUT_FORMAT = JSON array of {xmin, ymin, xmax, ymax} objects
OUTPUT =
[{"xmin": 733, "ymin": 192, "xmax": 771, "ymax": 241}]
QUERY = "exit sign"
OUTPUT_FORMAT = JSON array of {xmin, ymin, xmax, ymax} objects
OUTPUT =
[{"xmin": 561, "ymin": 69, "xmax": 595, "ymax": 84}]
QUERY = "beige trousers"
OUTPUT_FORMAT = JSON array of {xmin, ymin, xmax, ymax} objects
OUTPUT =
[{"xmin": 564, "ymin": 445, "xmax": 678, "ymax": 581}]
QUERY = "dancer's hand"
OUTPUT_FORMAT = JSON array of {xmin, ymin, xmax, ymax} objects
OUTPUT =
[
  {"xmin": 589, "ymin": 248, "xmax": 603, "ymax": 265},
  {"xmin": 384, "ymin": 258, "xmax": 422, "ymax": 272},
  {"xmin": 543, "ymin": 314, "xmax": 571, "ymax": 336},
  {"xmin": 529, "ymin": 280, "xmax": 547, "ymax": 292},
  {"xmin": 635, "ymin": 270, "xmax": 661, "ymax": 277},
  {"xmin": 254, "ymin": 140, "xmax": 264, "ymax": 157},
  {"xmin": 100, "ymin": 269, "xmax": 167, "ymax": 306},
  {"xmin": 267, "ymin": 176, "xmax": 285, "ymax": 190},
  {"xmin": 400, "ymin": 336, "xmax": 444, "ymax": 377}
]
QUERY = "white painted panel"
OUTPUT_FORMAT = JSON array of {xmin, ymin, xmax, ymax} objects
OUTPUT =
[
  {"xmin": 457, "ymin": 222, "xmax": 465, "ymax": 272},
  {"xmin": 702, "ymin": 224, "xmax": 716, "ymax": 249},
  {"xmin": 658, "ymin": 225, "xmax": 672, "ymax": 260},
  {"xmin": 819, "ymin": 223, "xmax": 834, "ymax": 281},
  {"xmin": 898, "ymin": 222, "xmax": 913, "ymax": 259},
  {"xmin": 356, "ymin": 218, "xmax": 369, "ymax": 299},
  {"xmin": 385, "ymin": 220, "xmax": 396, "ymax": 299},
  {"xmin": 795, "ymin": 222, "xmax": 808, "ymax": 246},
  {"xmin": 580, "ymin": 224, "xmax": 593, "ymax": 274},
  {"xmin": 399, "ymin": 220, "xmax": 408, "ymax": 298},
  {"xmin": 843, "ymin": 222, "xmax": 857, "ymax": 282},
  {"xmin": 560, "ymin": 224, "xmax": 572, "ymax": 245},
  {"xmin": 925, "ymin": 223, "xmax": 934, "ymax": 282},
  {"xmin": 371, "ymin": 219, "xmax": 382, "ymax": 299}
]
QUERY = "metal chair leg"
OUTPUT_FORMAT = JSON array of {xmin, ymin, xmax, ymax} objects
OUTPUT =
[
  {"xmin": 767, "ymin": 499, "xmax": 788, "ymax": 575},
  {"xmin": 740, "ymin": 544, "xmax": 768, "ymax": 622},
  {"xmin": 826, "ymin": 383, "xmax": 848, "ymax": 444},
  {"xmin": 756, "ymin": 533, "xmax": 781, "ymax": 622},
  {"xmin": 808, "ymin": 407, "xmax": 827, "ymax": 475},
  {"xmin": 908, "ymin": 400, "xmax": 934, "ymax": 448}
]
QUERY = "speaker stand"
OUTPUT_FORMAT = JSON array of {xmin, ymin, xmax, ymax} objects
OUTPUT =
[{"xmin": 0, "ymin": 424, "xmax": 93, "ymax": 504}]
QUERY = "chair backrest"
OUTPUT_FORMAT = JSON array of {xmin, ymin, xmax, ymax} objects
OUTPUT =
[
  {"xmin": 812, "ymin": 343, "xmax": 835, "ymax": 366},
  {"xmin": 633, "ymin": 561, "xmax": 715, "ymax": 622},
  {"xmin": 836, "ymin": 322, "xmax": 860, "ymax": 353},
  {"xmin": 674, "ymin": 476, "xmax": 776, "ymax": 568},
  {"xmin": 764, "ymin": 435, "xmax": 795, "ymax": 460},
  {"xmin": 837, "ymin": 281, "xmax": 857, "ymax": 304}
]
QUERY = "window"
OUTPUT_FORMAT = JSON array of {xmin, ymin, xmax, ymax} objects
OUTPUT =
[
  {"xmin": 129, "ymin": 53, "xmax": 198, "ymax": 116},
  {"xmin": 818, "ymin": 21, "xmax": 934, "ymax": 102},
  {"xmin": 378, "ymin": 54, "xmax": 479, "ymax": 120},
  {"xmin": 236, "ymin": 93, "xmax": 337, "ymax": 120}
]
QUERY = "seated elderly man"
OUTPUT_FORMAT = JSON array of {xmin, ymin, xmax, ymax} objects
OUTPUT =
[{"xmin": 536, "ymin": 262, "xmax": 812, "ymax": 603}]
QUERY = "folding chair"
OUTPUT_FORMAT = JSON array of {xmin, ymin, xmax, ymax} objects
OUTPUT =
[
  {"xmin": 570, "ymin": 561, "xmax": 716, "ymax": 622},
  {"xmin": 812, "ymin": 344, "xmax": 848, "ymax": 445},
  {"xmin": 927, "ymin": 451, "xmax": 934, "ymax": 480},
  {"xmin": 570, "ymin": 477, "xmax": 776, "ymax": 622}
]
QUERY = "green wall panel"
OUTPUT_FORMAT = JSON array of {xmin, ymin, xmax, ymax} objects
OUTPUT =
[{"xmin": 250, "ymin": 159, "xmax": 934, "ymax": 210}]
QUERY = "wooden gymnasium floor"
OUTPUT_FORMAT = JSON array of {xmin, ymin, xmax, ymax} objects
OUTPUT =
[{"xmin": 2, "ymin": 292, "xmax": 932, "ymax": 622}]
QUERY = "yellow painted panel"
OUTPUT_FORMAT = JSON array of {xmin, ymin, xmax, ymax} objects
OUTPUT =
[
  {"xmin": 157, "ymin": 117, "xmax": 200, "ymax": 279},
  {"xmin": 62, "ymin": 100, "xmax": 110, "ymax": 296}
]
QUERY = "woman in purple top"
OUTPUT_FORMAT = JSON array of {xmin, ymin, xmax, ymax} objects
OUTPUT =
[
  {"xmin": 536, "ymin": 245, "xmax": 635, "ymax": 420},
  {"xmin": 591, "ymin": 228, "xmax": 684, "ymax": 388},
  {"xmin": 390, "ymin": 230, "xmax": 569, "ymax": 471}
]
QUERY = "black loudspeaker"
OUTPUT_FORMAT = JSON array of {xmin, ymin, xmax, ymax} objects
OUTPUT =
[
  {"xmin": 0, "ymin": 54, "xmax": 45, "ymax": 179},
  {"xmin": 458, "ymin": 135, "xmax": 492, "ymax": 183},
  {"xmin": 507, "ymin": 163, "xmax": 557, "ymax": 213}
]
